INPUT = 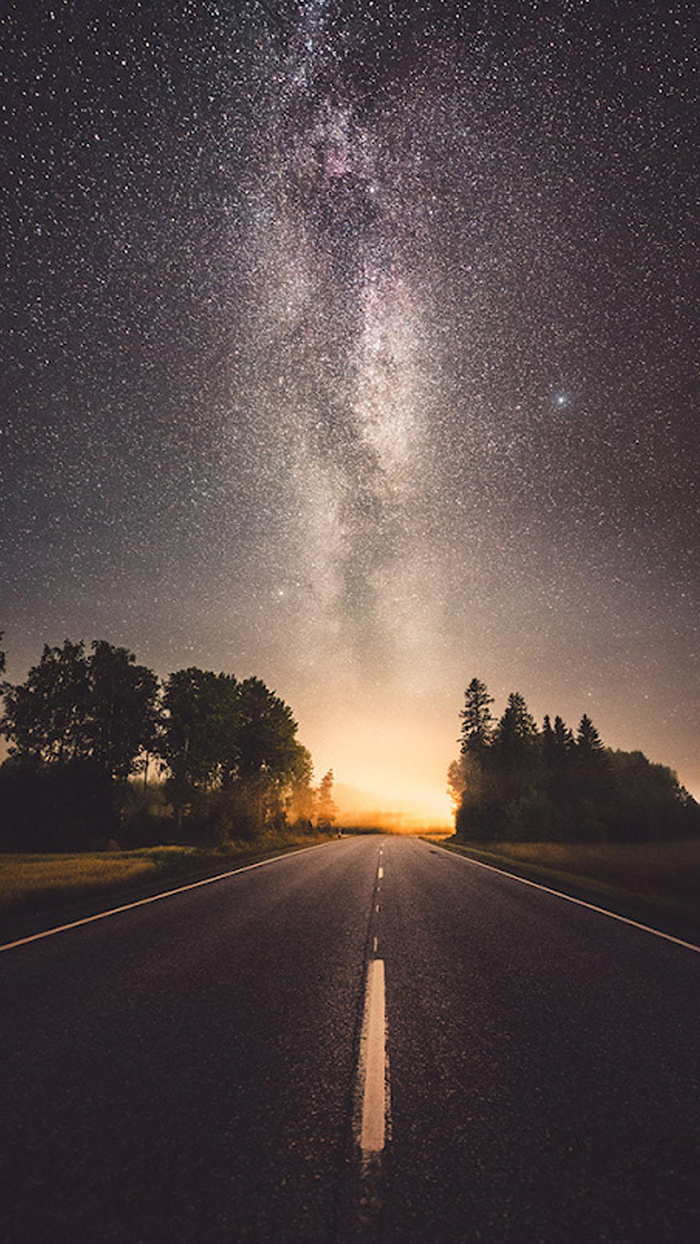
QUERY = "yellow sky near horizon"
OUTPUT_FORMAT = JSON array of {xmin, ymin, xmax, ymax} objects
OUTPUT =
[{"xmin": 333, "ymin": 780, "xmax": 453, "ymax": 831}]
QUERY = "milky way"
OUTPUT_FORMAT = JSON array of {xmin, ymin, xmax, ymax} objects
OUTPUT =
[{"xmin": 2, "ymin": 1, "xmax": 699, "ymax": 815}]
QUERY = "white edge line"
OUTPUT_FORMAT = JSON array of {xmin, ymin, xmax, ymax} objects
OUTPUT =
[
  {"xmin": 0, "ymin": 840, "xmax": 335, "ymax": 954},
  {"xmin": 435, "ymin": 843, "xmax": 700, "ymax": 954}
]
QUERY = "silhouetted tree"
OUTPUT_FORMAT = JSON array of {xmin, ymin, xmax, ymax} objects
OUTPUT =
[
  {"xmin": 159, "ymin": 668, "xmax": 240, "ymax": 827},
  {"xmin": 234, "ymin": 677, "xmax": 304, "ymax": 832},
  {"xmin": 87, "ymin": 641, "xmax": 160, "ymax": 782},
  {"xmin": 605, "ymin": 750, "xmax": 699, "ymax": 841},
  {"xmin": 459, "ymin": 677, "xmax": 494, "ymax": 755},
  {"xmin": 452, "ymin": 685, "xmax": 700, "ymax": 844},
  {"xmin": 553, "ymin": 715, "xmax": 574, "ymax": 758},
  {"xmin": 576, "ymin": 714, "xmax": 605, "ymax": 759},
  {"xmin": 317, "ymin": 769, "xmax": 337, "ymax": 830},
  {"xmin": 1, "ymin": 640, "xmax": 91, "ymax": 764},
  {"xmin": 236, "ymin": 677, "xmax": 299, "ymax": 782},
  {"xmin": 0, "ymin": 638, "xmax": 163, "ymax": 848},
  {"xmin": 0, "ymin": 638, "xmax": 318, "ymax": 850},
  {"xmin": 493, "ymin": 692, "xmax": 538, "ymax": 757}
]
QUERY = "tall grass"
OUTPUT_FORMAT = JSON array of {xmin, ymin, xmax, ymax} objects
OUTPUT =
[
  {"xmin": 0, "ymin": 830, "xmax": 334, "ymax": 923},
  {"xmin": 0, "ymin": 848, "xmax": 193, "ymax": 915},
  {"xmin": 465, "ymin": 840, "xmax": 700, "ymax": 905},
  {"xmin": 437, "ymin": 838, "xmax": 700, "ymax": 942}
]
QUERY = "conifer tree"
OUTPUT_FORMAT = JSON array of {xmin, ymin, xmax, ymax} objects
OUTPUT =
[
  {"xmin": 459, "ymin": 678, "xmax": 494, "ymax": 755},
  {"xmin": 494, "ymin": 691, "xmax": 538, "ymax": 753},
  {"xmin": 577, "ymin": 713, "xmax": 604, "ymax": 758}
]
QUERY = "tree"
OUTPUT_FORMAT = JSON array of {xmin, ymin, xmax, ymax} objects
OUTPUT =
[
  {"xmin": 576, "ymin": 714, "xmax": 605, "ymax": 759},
  {"xmin": 452, "ymin": 677, "xmax": 700, "ymax": 845},
  {"xmin": 235, "ymin": 677, "xmax": 303, "ymax": 830},
  {"xmin": 1, "ymin": 638, "xmax": 159, "ymax": 782},
  {"xmin": 543, "ymin": 714, "xmax": 574, "ymax": 769},
  {"xmin": 488, "ymin": 692, "xmax": 540, "ymax": 832},
  {"xmin": 446, "ymin": 757, "xmax": 467, "ymax": 811},
  {"xmin": 493, "ymin": 692, "xmax": 538, "ymax": 756},
  {"xmin": 1, "ymin": 639, "xmax": 91, "ymax": 764},
  {"xmin": 236, "ymin": 677, "xmax": 300, "ymax": 783},
  {"xmin": 286, "ymin": 745, "xmax": 316, "ymax": 826},
  {"xmin": 0, "ymin": 637, "xmax": 162, "ymax": 849},
  {"xmin": 160, "ymin": 668, "xmax": 240, "ymax": 792},
  {"xmin": 459, "ymin": 678, "xmax": 494, "ymax": 755},
  {"xmin": 317, "ymin": 769, "xmax": 337, "ymax": 830},
  {"xmin": 553, "ymin": 715, "xmax": 574, "ymax": 756},
  {"xmin": 542, "ymin": 714, "xmax": 555, "ymax": 760},
  {"xmin": 87, "ymin": 641, "xmax": 160, "ymax": 782},
  {"xmin": 158, "ymin": 669, "xmax": 308, "ymax": 839}
]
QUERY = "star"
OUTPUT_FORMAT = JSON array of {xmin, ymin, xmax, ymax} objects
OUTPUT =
[
  {"xmin": 1, "ymin": 0, "xmax": 699, "ymax": 810},
  {"xmin": 551, "ymin": 390, "xmax": 572, "ymax": 410}
]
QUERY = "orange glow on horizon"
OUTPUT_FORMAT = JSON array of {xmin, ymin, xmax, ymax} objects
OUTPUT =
[
  {"xmin": 333, "ymin": 780, "xmax": 453, "ymax": 832},
  {"xmin": 301, "ymin": 699, "xmax": 456, "ymax": 833}
]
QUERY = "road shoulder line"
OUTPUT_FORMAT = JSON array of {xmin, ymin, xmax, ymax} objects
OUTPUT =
[
  {"xmin": 433, "ymin": 843, "xmax": 700, "ymax": 953},
  {"xmin": 0, "ymin": 841, "xmax": 336, "ymax": 954}
]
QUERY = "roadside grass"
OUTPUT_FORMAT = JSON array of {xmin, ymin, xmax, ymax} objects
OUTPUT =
[
  {"xmin": 0, "ymin": 830, "xmax": 335, "ymax": 943},
  {"xmin": 1, "ymin": 849, "xmax": 173, "ymax": 909},
  {"xmin": 432, "ymin": 837, "xmax": 700, "ymax": 944}
]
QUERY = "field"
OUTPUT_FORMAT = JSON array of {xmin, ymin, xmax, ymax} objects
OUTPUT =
[
  {"xmin": 0, "ymin": 847, "xmax": 197, "ymax": 911},
  {"xmin": 0, "ymin": 832, "xmax": 334, "ymax": 941}
]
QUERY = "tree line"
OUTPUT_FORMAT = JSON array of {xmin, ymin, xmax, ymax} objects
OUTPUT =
[
  {"xmin": 449, "ymin": 677, "xmax": 700, "ymax": 843},
  {"xmin": 0, "ymin": 635, "xmax": 336, "ymax": 851}
]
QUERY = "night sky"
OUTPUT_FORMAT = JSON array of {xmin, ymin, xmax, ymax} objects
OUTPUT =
[{"xmin": 3, "ymin": 0, "xmax": 699, "ymax": 821}]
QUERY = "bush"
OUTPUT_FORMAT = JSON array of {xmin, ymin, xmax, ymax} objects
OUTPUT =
[
  {"xmin": 0, "ymin": 758, "xmax": 118, "ymax": 852},
  {"xmin": 118, "ymin": 780, "xmax": 174, "ymax": 848}
]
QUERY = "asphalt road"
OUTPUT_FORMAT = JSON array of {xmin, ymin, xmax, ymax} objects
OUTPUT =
[{"xmin": 1, "ymin": 835, "xmax": 698, "ymax": 1243}]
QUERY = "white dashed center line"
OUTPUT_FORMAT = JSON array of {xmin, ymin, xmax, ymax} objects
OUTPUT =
[{"xmin": 358, "ymin": 959, "xmax": 389, "ymax": 1156}]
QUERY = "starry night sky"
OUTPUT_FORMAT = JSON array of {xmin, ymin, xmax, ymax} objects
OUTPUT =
[{"xmin": 3, "ymin": 0, "xmax": 699, "ymax": 819}]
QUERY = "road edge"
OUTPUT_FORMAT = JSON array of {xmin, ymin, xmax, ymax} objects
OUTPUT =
[
  {"xmin": 0, "ymin": 838, "xmax": 341, "ymax": 953},
  {"xmin": 428, "ymin": 838, "xmax": 700, "ymax": 953}
]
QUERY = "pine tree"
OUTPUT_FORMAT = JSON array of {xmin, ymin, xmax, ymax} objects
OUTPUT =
[
  {"xmin": 494, "ymin": 692, "xmax": 538, "ymax": 754},
  {"xmin": 577, "ymin": 713, "xmax": 604, "ymax": 758},
  {"xmin": 553, "ymin": 715, "xmax": 574, "ymax": 755},
  {"xmin": 459, "ymin": 678, "xmax": 494, "ymax": 755}
]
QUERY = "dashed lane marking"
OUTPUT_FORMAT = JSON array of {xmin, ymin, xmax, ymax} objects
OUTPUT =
[{"xmin": 358, "ymin": 959, "xmax": 389, "ymax": 1156}]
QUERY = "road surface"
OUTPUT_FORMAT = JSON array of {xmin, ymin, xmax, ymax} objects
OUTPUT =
[{"xmin": 1, "ymin": 835, "xmax": 699, "ymax": 1242}]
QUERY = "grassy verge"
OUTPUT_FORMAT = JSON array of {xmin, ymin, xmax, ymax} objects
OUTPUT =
[
  {"xmin": 430, "ymin": 838, "xmax": 700, "ymax": 945},
  {"xmin": 0, "ymin": 831, "xmax": 336, "ymax": 945}
]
